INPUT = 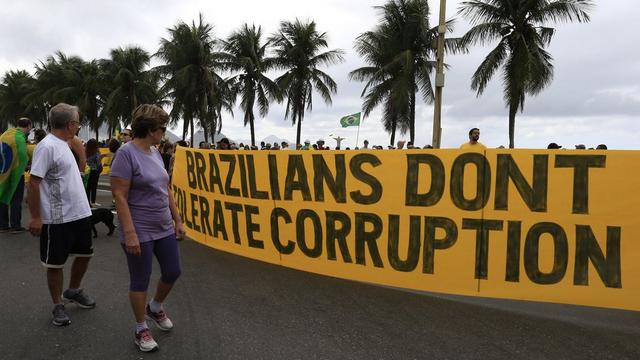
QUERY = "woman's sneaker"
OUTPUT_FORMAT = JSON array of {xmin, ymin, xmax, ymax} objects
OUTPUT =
[
  {"xmin": 52, "ymin": 304, "xmax": 71, "ymax": 326},
  {"xmin": 134, "ymin": 328, "xmax": 159, "ymax": 352},
  {"xmin": 145, "ymin": 304, "xmax": 173, "ymax": 331}
]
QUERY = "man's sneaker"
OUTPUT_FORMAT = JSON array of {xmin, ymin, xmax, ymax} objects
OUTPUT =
[
  {"xmin": 62, "ymin": 289, "xmax": 96, "ymax": 309},
  {"xmin": 52, "ymin": 304, "xmax": 70, "ymax": 326},
  {"xmin": 145, "ymin": 304, "xmax": 173, "ymax": 331},
  {"xmin": 134, "ymin": 328, "xmax": 159, "ymax": 352}
]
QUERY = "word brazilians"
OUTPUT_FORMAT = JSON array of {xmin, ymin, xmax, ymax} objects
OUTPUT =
[{"xmin": 175, "ymin": 151, "xmax": 621, "ymax": 288}]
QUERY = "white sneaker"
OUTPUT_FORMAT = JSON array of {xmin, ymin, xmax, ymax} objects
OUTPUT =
[
  {"xmin": 145, "ymin": 304, "xmax": 174, "ymax": 331},
  {"xmin": 134, "ymin": 328, "xmax": 159, "ymax": 352}
]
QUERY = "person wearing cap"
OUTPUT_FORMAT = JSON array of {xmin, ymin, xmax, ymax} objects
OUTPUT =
[
  {"xmin": 547, "ymin": 142, "xmax": 562, "ymax": 149},
  {"xmin": 302, "ymin": 140, "xmax": 311, "ymax": 150},
  {"xmin": 316, "ymin": 138, "xmax": 326, "ymax": 150},
  {"xmin": 460, "ymin": 128, "xmax": 486, "ymax": 150},
  {"xmin": 575, "ymin": 144, "xmax": 586, "ymax": 150}
]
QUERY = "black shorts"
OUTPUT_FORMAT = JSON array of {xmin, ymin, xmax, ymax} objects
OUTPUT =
[{"xmin": 40, "ymin": 217, "xmax": 93, "ymax": 268}]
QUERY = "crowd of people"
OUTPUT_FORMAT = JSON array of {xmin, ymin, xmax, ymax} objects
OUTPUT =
[{"xmin": 0, "ymin": 106, "xmax": 610, "ymax": 353}]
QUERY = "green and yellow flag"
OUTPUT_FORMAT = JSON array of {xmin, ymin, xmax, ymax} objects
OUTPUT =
[
  {"xmin": 340, "ymin": 112, "xmax": 361, "ymax": 128},
  {"xmin": 0, "ymin": 128, "xmax": 28, "ymax": 204}
]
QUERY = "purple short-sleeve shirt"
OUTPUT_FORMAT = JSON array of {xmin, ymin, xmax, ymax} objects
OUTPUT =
[{"xmin": 110, "ymin": 143, "xmax": 174, "ymax": 243}]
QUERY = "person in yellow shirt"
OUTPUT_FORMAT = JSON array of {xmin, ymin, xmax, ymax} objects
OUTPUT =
[{"xmin": 460, "ymin": 128, "xmax": 486, "ymax": 150}]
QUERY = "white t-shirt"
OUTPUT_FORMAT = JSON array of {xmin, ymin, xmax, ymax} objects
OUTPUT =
[{"xmin": 30, "ymin": 134, "xmax": 91, "ymax": 224}]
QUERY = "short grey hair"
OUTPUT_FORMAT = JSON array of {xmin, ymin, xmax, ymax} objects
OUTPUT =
[{"xmin": 49, "ymin": 103, "xmax": 79, "ymax": 130}]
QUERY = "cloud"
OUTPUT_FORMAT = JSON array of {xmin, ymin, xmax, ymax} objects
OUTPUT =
[{"xmin": 1, "ymin": 0, "xmax": 637, "ymax": 149}]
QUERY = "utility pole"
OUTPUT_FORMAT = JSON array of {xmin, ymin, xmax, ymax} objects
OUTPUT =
[{"xmin": 432, "ymin": 0, "xmax": 447, "ymax": 148}]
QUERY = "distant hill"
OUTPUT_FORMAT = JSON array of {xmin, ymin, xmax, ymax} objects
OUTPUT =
[{"xmin": 261, "ymin": 135, "xmax": 293, "ymax": 146}]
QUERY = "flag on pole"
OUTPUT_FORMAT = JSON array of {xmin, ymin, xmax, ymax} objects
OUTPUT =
[
  {"xmin": 340, "ymin": 112, "xmax": 361, "ymax": 128},
  {"xmin": 0, "ymin": 128, "xmax": 28, "ymax": 204}
]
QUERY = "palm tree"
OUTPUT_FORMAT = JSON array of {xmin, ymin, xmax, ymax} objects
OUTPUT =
[
  {"xmin": 0, "ymin": 70, "xmax": 38, "ymax": 131},
  {"xmin": 31, "ymin": 51, "xmax": 106, "ymax": 139},
  {"xmin": 102, "ymin": 46, "xmax": 161, "ymax": 137},
  {"xmin": 351, "ymin": 0, "xmax": 464, "ymax": 145},
  {"xmin": 270, "ymin": 19, "xmax": 344, "ymax": 146},
  {"xmin": 155, "ymin": 14, "xmax": 228, "ymax": 145},
  {"xmin": 222, "ymin": 24, "xmax": 281, "ymax": 147},
  {"xmin": 459, "ymin": 0, "xmax": 594, "ymax": 148},
  {"xmin": 68, "ymin": 59, "xmax": 105, "ymax": 140},
  {"xmin": 350, "ymin": 28, "xmax": 409, "ymax": 145}
]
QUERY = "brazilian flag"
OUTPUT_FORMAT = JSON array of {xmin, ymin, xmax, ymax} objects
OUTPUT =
[
  {"xmin": 0, "ymin": 128, "xmax": 28, "ymax": 204},
  {"xmin": 340, "ymin": 112, "xmax": 361, "ymax": 128}
]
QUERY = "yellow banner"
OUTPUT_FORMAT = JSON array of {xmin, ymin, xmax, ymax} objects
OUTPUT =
[{"xmin": 171, "ymin": 148, "xmax": 640, "ymax": 311}]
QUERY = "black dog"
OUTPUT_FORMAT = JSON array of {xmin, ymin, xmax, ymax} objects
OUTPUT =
[{"xmin": 91, "ymin": 208, "xmax": 116, "ymax": 238}]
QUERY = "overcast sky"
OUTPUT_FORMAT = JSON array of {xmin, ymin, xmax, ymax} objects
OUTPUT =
[{"xmin": 1, "ymin": 0, "xmax": 638, "ymax": 149}]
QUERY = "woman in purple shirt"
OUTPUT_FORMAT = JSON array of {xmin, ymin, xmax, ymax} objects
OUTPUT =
[{"xmin": 110, "ymin": 104, "xmax": 185, "ymax": 352}]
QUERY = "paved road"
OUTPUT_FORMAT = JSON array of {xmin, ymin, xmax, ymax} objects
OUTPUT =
[{"xmin": 1, "ymin": 182, "xmax": 639, "ymax": 359}]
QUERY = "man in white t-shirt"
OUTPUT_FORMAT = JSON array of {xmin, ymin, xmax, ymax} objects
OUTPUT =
[{"xmin": 27, "ymin": 103, "xmax": 96, "ymax": 327}]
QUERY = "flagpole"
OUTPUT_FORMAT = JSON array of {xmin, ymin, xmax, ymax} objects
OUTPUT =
[
  {"xmin": 355, "ymin": 113, "xmax": 362, "ymax": 148},
  {"xmin": 432, "ymin": 0, "xmax": 447, "ymax": 148}
]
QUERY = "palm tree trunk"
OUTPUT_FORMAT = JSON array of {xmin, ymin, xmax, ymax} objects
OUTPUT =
[
  {"xmin": 190, "ymin": 118, "xmax": 194, "ymax": 148},
  {"xmin": 296, "ymin": 115, "xmax": 302, "ymax": 147},
  {"xmin": 250, "ymin": 118, "xmax": 256, "ymax": 147},
  {"xmin": 182, "ymin": 116, "xmax": 189, "ymax": 141},
  {"xmin": 508, "ymin": 103, "xmax": 517, "ymax": 149},
  {"xmin": 409, "ymin": 79, "xmax": 416, "ymax": 144},
  {"xmin": 390, "ymin": 119, "xmax": 397, "ymax": 146},
  {"xmin": 203, "ymin": 119, "xmax": 209, "ymax": 143}
]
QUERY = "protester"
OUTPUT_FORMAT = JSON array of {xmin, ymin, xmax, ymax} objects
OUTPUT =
[
  {"xmin": 121, "ymin": 128, "xmax": 132, "ymax": 144},
  {"xmin": 168, "ymin": 140, "xmax": 187, "ymax": 181},
  {"xmin": 27, "ymin": 103, "xmax": 96, "ymax": 326},
  {"xmin": 110, "ymin": 104, "xmax": 185, "ymax": 352},
  {"xmin": 363, "ymin": 139, "xmax": 369, "ymax": 149},
  {"xmin": 218, "ymin": 138, "xmax": 230, "ymax": 150},
  {"xmin": 596, "ymin": 144, "xmax": 608, "ymax": 150},
  {"xmin": 104, "ymin": 138, "xmax": 121, "ymax": 166},
  {"xmin": 575, "ymin": 144, "xmax": 586, "ymax": 150},
  {"xmin": 34, "ymin": 129, "xmax": 47, "ymax": 143},
  {"xmin": 198, "ymin": 141, "xmax": 210, "ymax": 149},
  {"xmin": 85, "ymin": 139, "xmax": 103, "ymax": 207},
  {"xmin": 0, "ymin": 117, "xmax": 32, "ymax": 233},
  {"xmin": 68, "ymin": 134, "xmax": 86, "ymax": 173},
  {"xmin": 547, "ymin": 142, "xmax": 562, "ymax": 149},
  {"xmin": 161, "ymin": 142, "xmax": 174, "ymax": 173},
  {"xmin": 460, "ymin": 128, "xmax": 486, "ymax": 150}
]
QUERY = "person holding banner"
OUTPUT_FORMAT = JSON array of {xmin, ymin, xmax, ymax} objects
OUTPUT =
[
  {"xmin": 460, "ymin": 128, "xmax": 486, "ymax": 150},
  {"xmin": 110, "ymin": 104, "xmax": 185, "ymax": 353}
]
